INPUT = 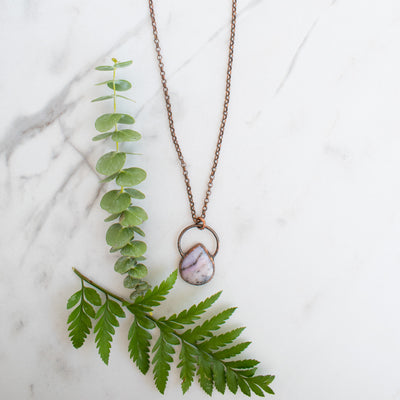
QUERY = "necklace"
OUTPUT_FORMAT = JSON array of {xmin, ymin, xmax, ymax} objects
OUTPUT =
[{"xmin": 149, "ymin": 0, "xmax": 237, "ymax": 285}]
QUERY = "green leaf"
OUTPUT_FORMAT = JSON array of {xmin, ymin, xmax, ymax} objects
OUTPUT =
[
  {"xmin": 130, "ymin": 264, "xmax": 148, "ymax": 279},
  {"xmin": 128, "ymin": 319, "xmax": 152, "ymax": 374},
  {"xmin": 120, "ymin": 241, "xmax": 147, "ymax": 258},
  {"xmin": 114, "ymin": 60, "xmax": 133, "ymax": 68},
  {"xmin": 225, "ymin": 359, "xmax": 260, "ymax": 369},
  {"xmin": 95, "ymin": 113, "xmax": 134, "ymax": 132},
  {"xmin": 104, "ymin": 212, "xmax": 121, "ymax": 222},
  {"xmin": 107, "ymin": 79, "xmax": 132, "ymax": 91},
  {"xmin": 131, "ymin": 226, "xmax": 145, "ymax": 237},
  {"xmin": 199, "ymin": 327, "xmax": 245, "ymax": 352},
  {"xmin": 249, "ymin": 375, "xmax": 275, "ymax": 394},
  {"xmin": 120, "ymin": 206, "xmax": 148, "ymax": 227},
  {"xmin": 91, "ymin": 95, "xmax": 114, "ymax": 102},
  {"xmin": 116, "ymin": 168, "xmax": 146, "ymax": 187},
  {"xmin": 96, "ymin": 151, "xmax": 126, "ymax": 175},
  {"xmin": 95, "ymin": 113, "xmax": 121, "ymax": 132},
  {"xmin": 182, "ymin": 307, "xmax": 236, "ymax": 342},
  {"xmin": 123, "ymin": 276, "xmax": 142, "ymax": 289},
  {"xmin": 108, "ymin": 299, "xmax": 126, "ymax": 318},
  {"xmin": 152, "ymin": 330, "xmax": 176, "ymax": 394},
  {"xmin": 67, "ymin": 286, "xmax": 93, "ymax": 348},
  {"xmin": 66, "ymin": 290, "xmax": 81, "ymax": 309},
  {"xmin": 169, "ymin": 291, "xmax": 221, "ymax": 325},
  {"xmin": 106, "ymin": 223, "xmax": 134, "ymax": 248},
  {"xmin": 226, "ymin": 368, "xmax": 238, "ymax": 394},
  {"xmin": 212, "ymin": 361, "xmax": 226, "ymax": 394},
  {"xmin": 118, "ymin": 114, "xmax": 135, "ymax": 124},
  {"xmin": 213, "ymin": 342, "xmax": 251, "ymax": 360},
  {"xmin": 248, "ymin": 380, "xmax": 265, "ymax": 397},
  {"xmin": 95, "ymin": 65, "xmax": 114, "ymax": 71},
  {"xmin": 238, "ymin": 376, "xmax": 251, "ymax": 396},
  {"xmin": 84, "ymin": 287, "xmax": 102, "ymax": 306},
  {"xmin": 133, "ymin": 270, "xmax": 178, "ymax": 309},
  {"xmin": 100, "ymin": 190, "xmax": 131, "ymax": 214},
  {"xmin": 178, "ymin": 341, "xmax": 197, "ymax": 394},
  {"xmin": 92, "ymin": 132, "xmax": 113, "ymax": 141},
  {"xmin": 102, "ymin": 174, "xmax": 121, "ymax": 185},
  {"xmin": 197, "ymin": 353, "xmax": 213, "ymax": 395},
  {"xmin": 117, "ymin": 94, "xmax": 136, "ymax": 102},
  {"xmin": 114, "ymin": 256, "xmax": 136, "ymax": 274},
  {"xmin": 124, "ymin": 188, "xmax": 145, "ymax": 199},
  {"xmin": 111, "ymin": 129, "xmax": 141, "ymax": 142},
  {"xmin": 94, "ymin": 297, "xmax": 125, "ymax": 365}
]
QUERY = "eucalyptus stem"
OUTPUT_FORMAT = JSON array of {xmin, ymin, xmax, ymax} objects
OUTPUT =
[{"xmin": 112, "ymin": 66, "xmax": 119, "ymax": 152}]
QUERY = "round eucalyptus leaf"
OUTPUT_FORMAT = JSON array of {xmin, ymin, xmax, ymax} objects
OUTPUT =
[
  {"xmin": 118, "ymin": 114, "xmax": 135, "ymax": 124},
  {"xmin": 107, "ymin": 79, "xmax": 132, "ymax": 91},
  {"xmin": 114, "ymin": 60, "xmax": 133, "ymax": 68},
  {"xmin": 111, "ymin": 129, "xmax": 141, "ymax": 142},
  {"xmin": 91, "ymin": 95, "xmax": 113, "ymax": 102},
  {"xmin": 120, "ymin": 206, "xmax": 147, "ymax": 227},
  {"xmin": 100, "ymin": 190, "xmax": 131, "ymax": 214},
  {"xmin": 114, "ymin": 256, "xmax": 136, "ymax": 274},
  {"xmin": 123, "ymin": 276, "xmax": 141, "ymax": 289},
  {"xmin": 116, "ymin": 168, "xmax": 146, "ymax": 187},
  {"xmin": 124, "ymin": 188, "xmax": 145, "ymax": 199},
  {"xmin": 95, "ymin": 113, "xmax": 122, "ymax": 132},
  {"xmin": 92, "ymin": 132, "xmax": 112, "ymax": 141},
  {"xmin": 106, "ymin": 223, "xmax": 134, "ymax": 248},
  {"xmin": 130, "ymin": 263, "xmax": 148, "ymax": 279},
  {"xmin": 120, "ymin": 241, "xmax": 147, "ymax": 257},
  {"xmin": 96, "ymin": 151, "xmax": 126, "ymax": 175},
  {"xmin": 130, "ymin": 206, "xmax": 148, "ymax": 222},
  {"xmin": 95, "ymin": 65, "xmax": 114, "ymax": 71}
]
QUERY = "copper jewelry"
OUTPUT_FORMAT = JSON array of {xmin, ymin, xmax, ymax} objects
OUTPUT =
[{"xmin": 148, "ymin": 0, "xmax": 237, "ymax": 285}]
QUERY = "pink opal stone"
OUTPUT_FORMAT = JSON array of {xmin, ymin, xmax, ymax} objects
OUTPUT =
[{"xmin": 179, "ymin": 243, "xmax": 215, "ymax": 285}]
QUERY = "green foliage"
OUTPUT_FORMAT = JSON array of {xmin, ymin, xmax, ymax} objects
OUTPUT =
[
  {"xmin": 96, "ymin": 151, "xmax": 126, "ymax": 175},
  {"xmin": 111, "ymin": 129, "xmax": 141, "ymax": 142},
  {"xmin": 90, "ymin": 59, "xmax": 149, "ymax": 299},
  {"xmin": 100, "ymin": 190, "xmax": 131, "ymax": 214},
  {"xmin": 68, "ymin": 269, "xmax": 274, "ymax": 396},
  {"xmin": 94, "ymin": 296, "xmax": 126, "ymax": 364},
  {"xmin": 67, "ymin": 57, "xmax": 274, "ymax": 396}
]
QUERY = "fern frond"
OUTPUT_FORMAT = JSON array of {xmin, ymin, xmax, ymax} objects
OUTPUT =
[
  {"xmin": 128, "ymin": 318, "xmax": 152, "ymax": 374},
  {"xmin": 133, "ymin": 269, "xmax": 178, "ymax": 311},
  {"xmin": 67, "ymin": 282, "xmax": 94, "ymax": 348},
  {"xmin": 68, "ymin": 269, "xmax": 275, "ymax": 396},
  {"xmin": 177, "ymin": 341, "xmax": 198, "ymax": 394},
  {"xmin": 152, "ymin": 328, "xmax": 176, "ymax": 394},
  {"xmin": 94, "ymin": 296, "xmax": 126, "ymax": 364},
  {"xmin": 181, "ymin": 307, "xmax": 236, "ymax": 342}
]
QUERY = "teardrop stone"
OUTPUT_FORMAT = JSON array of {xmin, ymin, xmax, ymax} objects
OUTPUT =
[{"xmin": 179, "ymin": 243, "xmax": 215, "ymax": 285}]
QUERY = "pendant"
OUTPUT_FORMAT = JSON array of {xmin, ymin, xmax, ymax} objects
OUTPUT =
[{"xmin": 177, "ymin": 222, "xmax": 219, "ymax": 286}]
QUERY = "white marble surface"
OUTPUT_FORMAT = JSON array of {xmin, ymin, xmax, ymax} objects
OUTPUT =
[{"xmin": 1, "ymin": 0, "xmax": 400, "ymax": 398}]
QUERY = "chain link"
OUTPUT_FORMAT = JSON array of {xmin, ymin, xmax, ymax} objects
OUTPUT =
[{"xmin": 148, "ymin": 0, "xmax": 237, "ymax": 225}]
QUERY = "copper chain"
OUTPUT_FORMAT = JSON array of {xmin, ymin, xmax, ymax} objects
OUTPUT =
[{"xmin": 148, "ymin": 0, "xmax": 237, "ymax": 225}]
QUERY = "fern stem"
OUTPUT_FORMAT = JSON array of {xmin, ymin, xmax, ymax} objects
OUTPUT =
[{"xmin": 72, "ymin": 268, "xmax": 128, "ymax": 303}]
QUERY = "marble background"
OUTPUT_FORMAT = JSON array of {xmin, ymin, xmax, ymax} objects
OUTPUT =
[{"xmin": 1, "ymin": 0, "xmax": 400, "ymax": 398}]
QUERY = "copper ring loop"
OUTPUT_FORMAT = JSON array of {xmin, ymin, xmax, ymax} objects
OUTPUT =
[{"xmin": 177, "ymin": 224, "xmax": 219, "ymax": 258}]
